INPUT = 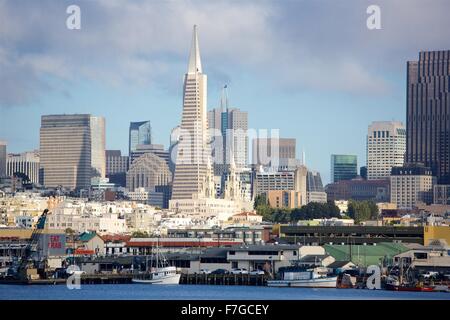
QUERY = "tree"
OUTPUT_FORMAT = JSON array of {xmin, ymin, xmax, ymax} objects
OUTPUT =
[
  {"xmin": 132, "ymin": 231, "xmax": 150, "ymax": 238},
  {"xmin": 367, "ymin": 201, "xmax": 379, "ymax": 220},
  {"xmin": 347, "ymin": 200, "xmax": 372, "ymax": 223},
  {"xmin": 65, "ymin": 227, "xmax": 75, "ymax": 235},
  {"xmin": 290, "ymin": 202, "xmax": 341, "ymax": 221},
  {"xmin": 254, "ymin": 194, "xmax": 267, "ymax": 208}
]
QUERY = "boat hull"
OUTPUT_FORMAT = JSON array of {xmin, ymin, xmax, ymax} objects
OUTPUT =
[
  {"xmin": 132, "ymin": 273, "xmax": 181, "ymax": 285},
  {"xmin": 267, "ymin": 276, "xmax": 338, "ymax": 288},
  {"xmin": 385, "ymin": 284, "xmax": 434, "ymax": 292}
]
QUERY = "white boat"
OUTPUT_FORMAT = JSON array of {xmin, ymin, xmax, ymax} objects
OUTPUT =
[
  {"xmin": 132, "ymin": 266, "xmax": 181, "ymax": 284},
  {"xmin": 267, "ymin": 267, "xmax": 337, "ymax": 288},
  {"xmin": 132, "ymin": 238, "xmax": 181, "ymax": 285}
]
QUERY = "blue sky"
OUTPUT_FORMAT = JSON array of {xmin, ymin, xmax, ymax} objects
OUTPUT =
[{"xmin": 1, "ymin": 0, "xmax": 450, "ymax": 184}]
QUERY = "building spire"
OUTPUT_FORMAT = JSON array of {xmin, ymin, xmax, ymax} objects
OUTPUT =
[{"xmin": 188, "ymin": 25, "xmax": 202, "ymax": 74}]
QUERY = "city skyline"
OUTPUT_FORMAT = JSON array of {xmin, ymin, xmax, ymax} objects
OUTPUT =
[{"xmin": 1, "ymin": 1, "xmax": 450, "ymax": 184}]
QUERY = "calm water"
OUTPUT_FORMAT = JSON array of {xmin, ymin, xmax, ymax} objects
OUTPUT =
[{"xmin": 1, "ymin": 284, "xmax": 450, "ymax": 300}]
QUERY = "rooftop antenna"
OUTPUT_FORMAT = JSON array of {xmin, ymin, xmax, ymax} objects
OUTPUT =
[{"xmin": 302, "ymin": 149, "xmax": 306, "ymax": 166}]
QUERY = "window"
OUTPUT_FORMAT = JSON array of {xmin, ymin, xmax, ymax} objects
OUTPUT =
[{"xmin": 413, "ymin": 252, "xmax": 427, "ymax": 260}]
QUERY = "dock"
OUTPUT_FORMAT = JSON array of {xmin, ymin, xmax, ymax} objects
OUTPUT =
[{"xmin": 180, "ymin": 273, "xmax": 269, "ymax": 286}]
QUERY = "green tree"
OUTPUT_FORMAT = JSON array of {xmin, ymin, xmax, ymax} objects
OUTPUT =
[
  {"xmin": 254, "ymin": 194, "xmax": 267, "ymax": 208},
  {"xmin": 347, "ymin": 200, "xmax": 372, "ymax": 223},
  {"xmin": 290, "ymin": 202, "xmax": 341, "ymax": 221},
  {"xmin": 367, "ymin": 201, "xmax": 379, "ymax": 220},
  {"xmin": 132, "ymin": 231, "xmax": 150, "ymax": 238}
]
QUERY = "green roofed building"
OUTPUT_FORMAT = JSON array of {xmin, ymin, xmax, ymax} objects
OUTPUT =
[{"xmin": 324, "ymin": 242, "xmax": 410, "ymax": 267}]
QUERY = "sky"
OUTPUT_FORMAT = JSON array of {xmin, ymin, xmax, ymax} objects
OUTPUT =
[{"xmin": 1, "ymin": 0, "xmax": 450, "ymax": 184}]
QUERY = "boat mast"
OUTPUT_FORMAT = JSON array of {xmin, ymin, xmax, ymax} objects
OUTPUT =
[{"xmin": 156, "ymin": 236, "xmax": 159, "ymax": 269}]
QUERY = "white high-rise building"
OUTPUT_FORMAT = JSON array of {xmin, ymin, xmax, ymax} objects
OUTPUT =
[
  {"xmin": 169, "ymin": 26, "xmax": 253, "ymax": 220},
  {"xmin": 171, "ymin": 25, "xmax": 212, "ymax": 200},
  {"xmin": 6, "ymin": 150, "xmax": 40, "ymax": 184},
  {"xmin": 367, "ymin": 121, "xmax": 406, "ymax": 180}
]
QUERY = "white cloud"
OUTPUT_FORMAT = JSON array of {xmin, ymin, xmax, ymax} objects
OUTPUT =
[{"xmin": 0, "ymin": 0, "xmax": 449, "ymax": 107}]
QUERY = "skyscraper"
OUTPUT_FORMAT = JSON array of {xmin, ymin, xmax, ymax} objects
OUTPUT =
[
  {"xmin": 0, "ymin": 141, "xmax": 6, "ymax": 178},
  {"xmin": 208, "ymin": 86, "xmax": 248, "ymax": 174},
  {"xmin": 330, "ymin": 154, "xmax": 357, "ymax": 183},
  {"xmin": 7, "ymin": 150, "xmax": 40, "ymax": 184},
  {"xmin": 171, "ymin": 25, "xmax": 212, "ymax": 200},
  {"xmin": 406, "ymin": 50, "xmax": 450, "ymax": 184},
  {"xmin": 129, "ymin": 121, "xmax": 152, "ymax": 157},
  {"xmin": 40, "ymin": 114, "xmax": 105, "ymax": 190},
  {"xmin": 367, "ymin": 121, "xmax": 406, "ymax": 180},
  {"xmin": 252, "ymin": 138, "xmax": 297, "ymax": 169}
]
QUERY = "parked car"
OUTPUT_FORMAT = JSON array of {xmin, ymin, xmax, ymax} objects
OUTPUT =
[
  {"xmin": 199, "ymin": 269, "xmax": 211, "ymax": 274},
  {"xmin": 231, "ymin": 268, "xmax": 248, "ymax": 275},
  {"xmin": 249, "ymin": 270, "xmax": 265, "ymax": 275},
  {"xmin": 423, "ymin": 271, "xmax": 439, "ymax": 279},
  {"xmin": 211, "ymin": 269, "xmax": 230, "ymax": 275}
]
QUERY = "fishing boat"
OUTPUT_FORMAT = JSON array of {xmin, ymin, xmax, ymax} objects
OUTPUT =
[
  {"xmin": 384, "ymin": 275, "xmax": 434, "ymax": 292},
  {"xmin": 267, "ymin": 266, "xmax": 337, "ymax": 288},
  {"xmin": 132, "ymin": 239, "xmax": 181, "ymax": 285}
]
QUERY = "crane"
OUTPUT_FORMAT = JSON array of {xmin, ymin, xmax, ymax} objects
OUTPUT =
[{"xmin": 12, "ymin": 209, "xmax": 49, "ymax": 281}]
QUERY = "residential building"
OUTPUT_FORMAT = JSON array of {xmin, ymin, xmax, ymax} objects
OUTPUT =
[
  {"xmin": 39, "ymin": 114, "xmax": 105, "ymax": 190},
  {"xmin": 406, "ymin": 50, "xmax": 450, "ymax": 184},
  {"xmin": 390, "ymin": 165, "xmax": 436, "ymax": 209},
  {"xmin": 367, "ymin": 121, "xmax": 406, "ymax": 180},
  {"xmin": 331, "ymin": 154, "xmax": 357, "ymax": 183}
]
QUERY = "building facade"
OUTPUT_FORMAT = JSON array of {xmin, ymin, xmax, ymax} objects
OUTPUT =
[
  {"xmin": 171, "ymin": 25, "xmax": 212, "ymax": 200},
  {"xmin": 6, "ymin": 150, "xmax": 40, "ymax": 184},
  {"xmin": 252, "ymin": 138, "xmax": 297, "ymax": 169},
  {"xmin": 406, "ymin": 50, "xmax": 450, "ymax": 184},
  {"xmin": 39, "ymin": 114, "xmax": 105, "ymax": 190},
  {"xmin": 390, "ymin": 165, "xmax": 436, "ymax": 209},
  {"xmin": 129, "ymin": 121, "xmax": 152, "ymax": 157},
  {"xmin": 208, "ymin": 87, "xmax": 248, "ymax": 174},
  {"xmin": 105, "ymin": 150, "xmax": 129, "ymax": 176},
  {"xmin": 267, "ymin": 190, "xmax": 303, "ymax": 209},
  {"xmin": 331, "ymin": 154, "xmax": 357, "ymax": 183},
  {"xmin": 325, "ymin": 178, "xmax": 390, "ymax": 202},
  {"xmin": 367, "ymin": 121, "xmax": 406, "ymax": 180},
  {"xmin": 306, "ymin": 171, "xmax": 327, "ymax": 203},
  {"xmin": 254, "ymin": 166, "xmax": 307, "ymax": 206},
  {"xmin": 0, "ymin": 141, "xmax": 5, "ymax": 178},
  {"xmin": 433, "ymin": 184, "xmax": 450, "ymax": 205},
  {"xmin": 129, "ymin": 144, "xmax": 170, "ymax": 166},
  {"xmin": 126, "ymin": 153, "xmax": 172, "ymax": 192}
]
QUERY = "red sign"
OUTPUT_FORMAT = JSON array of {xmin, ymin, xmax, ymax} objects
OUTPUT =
[{"xmin": 48, "ymin": 235, "xmax": 62, "ymax": 249}]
